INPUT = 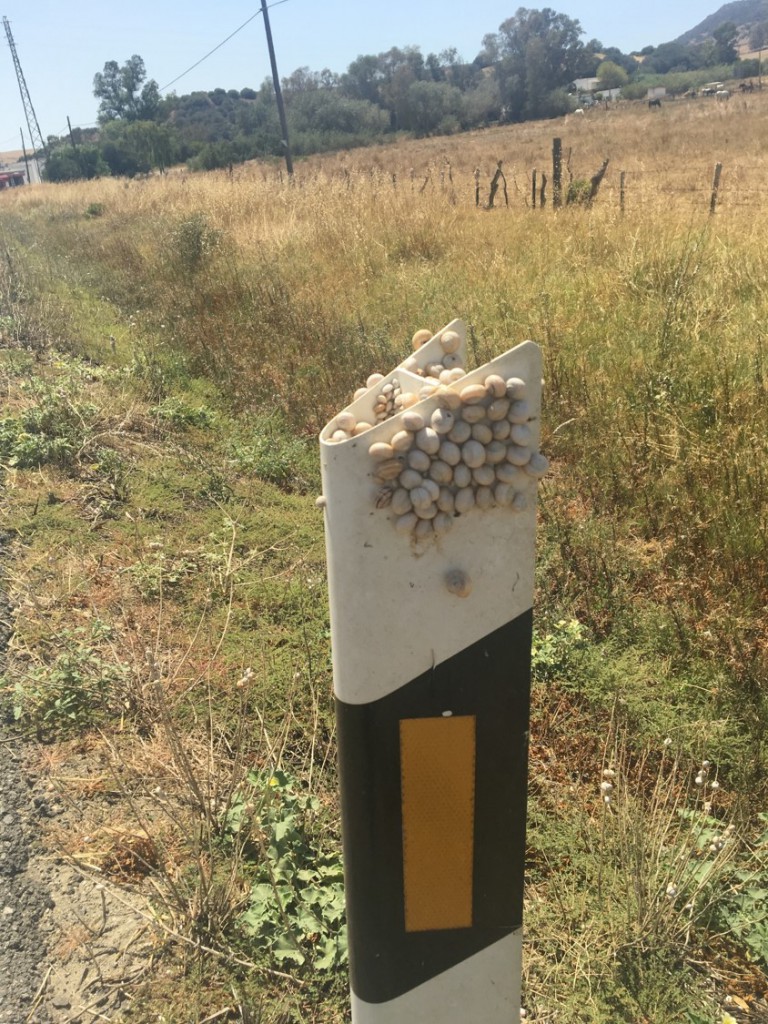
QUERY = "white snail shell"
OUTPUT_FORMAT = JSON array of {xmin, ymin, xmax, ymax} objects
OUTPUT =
[
  {"xmin": 407, "ymin": 448, "xmax": 431, "ymax": 472},
  {"xmin": 435, "ymin": 386, "xmax": 462, "ymax": 411},
  {"xmin": 412, "ymin": 328, "xmax": 433, "ymax": 350},
  {"xmin": 410, "ymin": 486, "xmax": 433, "ymax": 510},
  {"xmin": 506, "ymin": 377, "xmax": 528, "ymax": 400},
  {"xmin": 508, "ymin": 400, "xmax": 531, "ymax": 424},
  {"xmin": 390, "ymin": 430, "xmax": 413, "ymax": 452},
  {"xmin": 431, "ymin": 408, "xmax": 455, "ymax": 435},
  {"xmin": 525, "ymin": 452, "xmax": 549, "ymax": 478},
  {"xmin": 484, "ymin": 374, "xmax": 507, "ymax": 398},
  {"xmin": 453, "ymin": 464, "xmax": 472, "ymax": 488},
  {"xmin": 473, "ymin": 464, "xmax": 495, "ymax": 487},
  {"xmin": 460, "ymin": 383, "xmax": 487, "ymax": 405},
  {"xmin": 485, "ymin": 440, "xmax": 507, "ymax": 465},
  {"xmin": 460, "ymin": 404, "xmax": 487, "ymax": 425},
  {"xmin": 368, "ymin": 441, "xmax": 394, "ymax": 461},
  {"xmin": 511, "ymin": 423, "xmax": 532, "ymax": 446},
  {"xmin": 429, "ymin": 460, "xmax": 453, "ymax": 485},
  {"xmin": 415, "ymin": 427, "xmax": 440, "ymax": 455},
  {"xmin": 416, "ymin": 501, "xmax": 438, "ymax": 520},
  {"xmin": 437, "ymin": 487, "xmax": 455, "ymax": 513},
  {"xmin": 438, "ymin": 440, "xmax": 461, "ymax": 466},
  {"xmin": 335, "ymin": 411, "xmax": 356, "ymax": 433},
  {"xmin": 506, "ymin": 444, "xmax": 532, "ymax": 467},
  {"xmin": 454, "ymin": 487, "xmax": 475, "ymax": 514},
  {"xmin": 402, "ymin": 410, "xmax": 425, "ymax": 432},
  {"xmin": 488, "ymin": 398, "xmax": 511, "ymax": 421},
  {"xmin": 448, "ymin": 420, "xmax": 472, "ymax": 444},
  {"xmin": 471, "ymin": 422, "xmax": 493, "ymax": 445},
  {"xmin": 439, "ymin": 330, "xmax": 461, "ymax": 354},
  {"xmin": 367, "ymin": 373, "xmax": 385, "ymax": 388},
  {"xmin": 399, "ymin": 468, "xmax": 424, "ymax": 490},
  {"xmin": 374, "ymin": 458, "xmax": 405, "ymax": 482},
  {"xmin": 494, "ymin": 483, "xmax": 514, "ymax": 507},
  {"xmin": 396, "ymin": 512, "xmax": 418, "ymax": 534},
  {"xmin": 391, "ymin": 488, "xmax": 413, "ymax": 515},
  {"xmin": 461, "ymin": 440, "xmax": 486, "ymax": 469},
  {"xmin": 496, "ymin": 463, "xmax": 528, "ymax": 487},
  {"xmin": 475, "ymin": 485, "xmax": 495, "ymax": 510}
]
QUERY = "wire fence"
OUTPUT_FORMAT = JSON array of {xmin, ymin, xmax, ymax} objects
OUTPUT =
[{"xmin": 235, "ymin": 149, "xmax": 767, "ymax": 216}]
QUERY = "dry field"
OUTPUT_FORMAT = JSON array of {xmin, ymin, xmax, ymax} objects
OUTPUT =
[{"xmin": 0, "ymin": 91, "xmax": 767, "ymax": 1022}]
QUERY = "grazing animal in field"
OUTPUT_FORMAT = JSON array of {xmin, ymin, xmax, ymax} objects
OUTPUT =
[
  {"xmin": 716, "ymin": 89, "xmax": 730, "ymax": 101},
  {"xmin": 739, "ymin": 81, "xmax": 755, "ymax": 93},
  {"xmin": 574, "ymin": 108, "xmax": 584, "ymax": 116},
  {"xmin": 648, "ymin": 98, "xmax": 662, "ymax": 109}
]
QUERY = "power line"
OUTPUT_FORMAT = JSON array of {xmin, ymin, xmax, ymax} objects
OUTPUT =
[{"xmin": 159, "ymin": 0, "xmax": 289, "ymax": 93}]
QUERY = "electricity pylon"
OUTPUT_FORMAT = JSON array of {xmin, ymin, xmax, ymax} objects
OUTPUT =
[{"xmin": 3, "ymin": 16, "xmax": 46, "ymax": 169}]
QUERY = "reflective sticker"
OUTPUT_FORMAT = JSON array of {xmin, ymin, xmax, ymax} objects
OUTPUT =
[{"xmin": 400, "ymin": 715, "xmax": 476, "ymax": 932}]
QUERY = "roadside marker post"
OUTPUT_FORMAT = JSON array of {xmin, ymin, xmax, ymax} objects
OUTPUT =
[{"xmin": 319, "ymin": 322, "xmax": 544, "ymax": 1022}]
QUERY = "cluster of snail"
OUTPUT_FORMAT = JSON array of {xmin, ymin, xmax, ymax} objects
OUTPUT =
[
  {"xmin": 369, "ymin": 373, "xmax": 547, "ymax": 545},
  {"xmin": 321, "ymin": 324, "xmax": 548, "ymax": 547},
  {"xmin": 326, "ymin": 329, "xmax": 468, "ymax": 439},
  {"xmin": 399, "ymin": 327, "xmax": 467, "ymax": 386}
]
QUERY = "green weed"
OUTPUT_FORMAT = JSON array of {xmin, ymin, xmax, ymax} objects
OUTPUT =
[
  {"xmin": 230, "ymin": 769, "xmax": 347, "ymax": 973},
  {"xmin": 5, "ymin": 620, "xmax": 129, "ymax": 735}
]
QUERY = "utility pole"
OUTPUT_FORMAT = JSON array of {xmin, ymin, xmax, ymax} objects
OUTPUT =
[
  {"xmin": 3, "ymin": 16, "xmax": 46, "ymax": 181},
  {"xmin": 260, "ymin": 0, "xmax": 293, "ymax": 177}
]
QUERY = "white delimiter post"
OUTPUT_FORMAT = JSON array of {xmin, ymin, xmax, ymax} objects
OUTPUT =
[{"xmin": 319, "ymin": 323, "xmax": 543, "ymax": 1023}]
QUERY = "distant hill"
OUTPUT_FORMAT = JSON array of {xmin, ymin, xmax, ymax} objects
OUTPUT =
[{"xmin": 674, "ymin": 0, "xmax": 768, "ymax": 44}]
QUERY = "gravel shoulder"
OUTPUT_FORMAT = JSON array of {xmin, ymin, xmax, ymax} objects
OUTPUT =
[{"xmin": 0, "ymin": 541, "xmax": 151, "ymax": 1023}]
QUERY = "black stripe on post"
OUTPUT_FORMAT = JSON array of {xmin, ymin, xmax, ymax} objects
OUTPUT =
[{"xmin": 336, "ymin": 609, "xmax": 532, "ymax": 1005}]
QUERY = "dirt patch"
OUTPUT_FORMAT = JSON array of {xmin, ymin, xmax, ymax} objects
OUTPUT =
[{"xmin": 0, "ymin": 735, "xmax": 156, "ymax": 1023}]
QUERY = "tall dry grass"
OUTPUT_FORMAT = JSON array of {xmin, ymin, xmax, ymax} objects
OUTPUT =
[
  {"xmin": 2, "ymin": 92, "xmax": 768, "ymax": 1017},
  {"xmin": 3, "ymin": 98, "xmax": 767, "ymax": 764}
]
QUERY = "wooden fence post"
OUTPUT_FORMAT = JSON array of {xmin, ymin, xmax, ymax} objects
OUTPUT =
[
  {"xmin": 475, "ymin": 168, "xmax": 481, "ymax": 208},
  {"xmin": 488, "ymin": 161, "xmax": 508, "ymax": 209},
  {"xmin": 620, "ymin": 171, "xmax": 626, "ymax": 215},
  {"xmin": 531, "ymin": 169, "xmax": 537, "ymax": 210},
  {"xmin": 552, "ymin": 138, "xmax": 563, "ymax": 208},
  {"xmin": 540, "ymin": 173, "xmax": 547, "ymax": 208},
  {"xmin": 710, "ymin": 162, "xmax": 723, "ymax": 215}
]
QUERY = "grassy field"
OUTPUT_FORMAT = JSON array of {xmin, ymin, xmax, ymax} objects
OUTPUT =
[{"xmin": 1, "ymin": 91, "xmax": 767, "ymax": 1022}]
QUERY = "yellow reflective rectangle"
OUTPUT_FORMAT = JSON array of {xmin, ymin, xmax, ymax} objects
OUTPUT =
[{"xmin": 400, "ymin": 715, "xmax": 476, "ymax": 932}]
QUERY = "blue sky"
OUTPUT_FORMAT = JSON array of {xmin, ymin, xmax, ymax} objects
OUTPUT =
[{"xmin": 0, "ymin": 0, "xmax": 717, "ymax": 154}]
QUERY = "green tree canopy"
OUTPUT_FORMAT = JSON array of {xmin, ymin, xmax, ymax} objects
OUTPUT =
[
  {"xmin": 93, "ymin": 55, "xmax": 160, "ymax": 123},
  {"xmin": 597, "ymin": 59, "xmax": 629, "ymax": 89},
  {"xmin": 712, "ymin": 21, "xmax": 738, "ymax": 63},
  {"xmin": 483, "ymin": 7, "xmax": 592, "ymax": 120}
]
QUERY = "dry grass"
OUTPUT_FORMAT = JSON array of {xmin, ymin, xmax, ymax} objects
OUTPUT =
[{"xmin": 1, "ymin": 92, "xmax": 768, "ymax": 1020}]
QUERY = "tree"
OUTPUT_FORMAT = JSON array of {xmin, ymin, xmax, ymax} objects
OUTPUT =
[
  {"xmin": 93, "ymin": 55, "xmax": 160, "ymax": 123},
  {"xmin": 712, "ymin": 21, "xmax": 738, "ymax": 64},
  {"xmin": 44, "ymin": 144, "xmax": 107, "ymax": 182},
  {"xmin": 401, "ymin": 80, "xmax": 464, "ymax": 134},
  {"xmin": 99, "ymin": 120, "xmax": 175, "ymax": 176},
  {"xmin": 596, "ymin": 60, "xmax": 629, "ymax": 90},
  {"xmin": 484, "ymin": 7, "xmax": 588, "ymax": 120}
]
